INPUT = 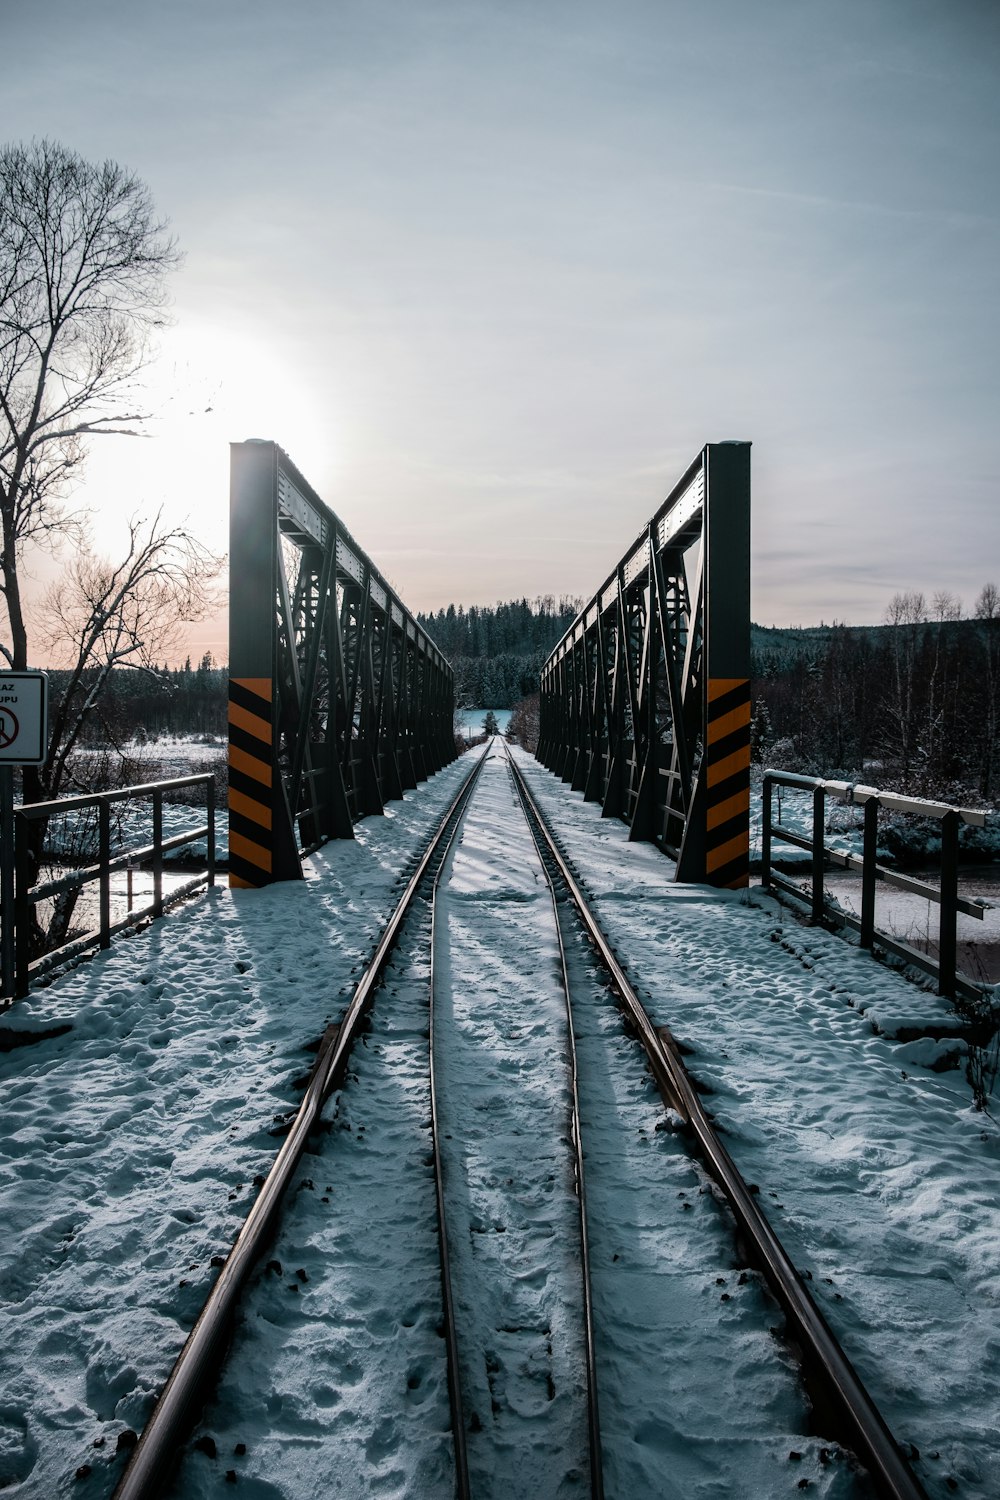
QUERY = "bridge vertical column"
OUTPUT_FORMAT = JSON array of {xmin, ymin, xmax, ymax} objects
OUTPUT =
[
  {"xmin": 229, "ymin": 441, "xmax": 454, "ymax": 886},
  {"xmin": 676, "ymin": 442, "xmax": 751, "ymax": 887},
  {"xmin": 228, "ymin": 442, "xmax": 302, "ymax": 887}
]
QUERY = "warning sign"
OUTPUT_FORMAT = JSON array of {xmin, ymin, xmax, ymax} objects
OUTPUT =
[{"xmin": 0, "ymin": 674, "xmax": 47, "ymax": 763}]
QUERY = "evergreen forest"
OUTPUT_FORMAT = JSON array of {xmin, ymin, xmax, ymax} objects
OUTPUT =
[
  {"xmin": 51, "ymin": 654, "xmax": 228, "ymax": 747},
  {"xmin": 751, "ymin": 595, "xmax": 999, "ymax": 801},
  {"xmin": 416, "ymin": 596, "xmax": 582, "ymax": 709},
  {"xmin": 49, "ymin": 591, "xmax": 999, "ymax": 807}
]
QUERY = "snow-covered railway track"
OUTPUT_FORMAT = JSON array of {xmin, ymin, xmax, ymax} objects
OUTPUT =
[
  {"xmin": 427, "ymin": 743, "xmax": 603, "ymax": 1498},
  {"xmin": 114, "ymin": 737, "xmax": 929, "ymax": 1500},
  {"xmin": 117, "ymin": 740, "xmax": 603, "ymax": 1499},
  {"xmin": 504, "ymin": 743, "xmax": 929, "ymax": 1500},
  {"xmin": 113, "ymin": 747, "xmax": 493, "ymax": 1499}
]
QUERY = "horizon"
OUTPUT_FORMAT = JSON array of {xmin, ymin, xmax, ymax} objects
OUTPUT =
[{"xmin": 30, "ymin": 591, "xmax": 998, "ymax": 676}]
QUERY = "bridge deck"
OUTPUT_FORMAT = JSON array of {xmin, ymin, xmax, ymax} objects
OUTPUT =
[{"xmin": 0, "ymin": 747, "xmax": 996, "ymax": 1494}]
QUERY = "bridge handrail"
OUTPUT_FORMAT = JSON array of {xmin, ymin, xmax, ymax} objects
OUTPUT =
[
  {"xmin": 14, "ymin": 773, "xmax": 216, "ymax": 820},
  {"xmin": 762, "ymin": 768, "xmax": 986, "ymax": 826},
  {"xmin": 2, "ymin": 772, "xmax": 216, "ymax": 1004},
  {"xmin": 761, "ymin": 768, "xmax": 991, "ymax": 1002}
]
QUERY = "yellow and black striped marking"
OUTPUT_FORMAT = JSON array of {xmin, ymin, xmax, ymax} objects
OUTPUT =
[
  {"xmin": 704, "ymin": 677, "xmax": 751, "ymax": 888},
  {"xmin": 228, "ymin": 678, "xmax": 274, "ymax": 888}
]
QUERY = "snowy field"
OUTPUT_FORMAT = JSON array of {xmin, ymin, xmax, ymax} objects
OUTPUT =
[{"xmin": 0, "ymin": 745, "xmax": 998, "ymax": 1496}]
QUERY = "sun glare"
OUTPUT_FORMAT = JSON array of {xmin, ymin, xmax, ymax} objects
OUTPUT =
[{"xmin": 78, "ymin": 322, "xmax": 336, "ymax": 563}]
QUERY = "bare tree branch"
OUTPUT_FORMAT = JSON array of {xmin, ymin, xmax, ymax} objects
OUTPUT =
[
  {"xmin": 0, "ymin": 138, "xmax": 181, "ymax": 671},
  {"xmin": 0, "ymin": 142, "xmax": 223, "ymax": 960},
  {"xmin": 38, "ymin": 513, "xmax": 223, "ymax": 796}
]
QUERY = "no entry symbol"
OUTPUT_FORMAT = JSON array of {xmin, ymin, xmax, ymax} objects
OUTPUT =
[{"xmin": 0, "ymin": 708, "xmax": 19, "ymax": 750}]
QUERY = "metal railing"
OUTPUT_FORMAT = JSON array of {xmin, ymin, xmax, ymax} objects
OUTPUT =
[
  {"xmin": 1, "ymin": 773, "xmax": 216, "ymax": 1004},
  {"xmin": 761, "ymin": 770, "xmax": 989, "ymax": 1001}
]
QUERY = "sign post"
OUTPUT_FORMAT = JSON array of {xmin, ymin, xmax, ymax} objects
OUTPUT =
[{"xmin": 0, "ymin": 673, "xmax": 48, "ymax": 999}]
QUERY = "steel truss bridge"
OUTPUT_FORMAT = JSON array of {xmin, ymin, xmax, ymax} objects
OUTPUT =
[
  {"xmin": 228, "ymin": 441, "xmax": 456, "ymax": 886},
  {"xmin": 536, "ymin": 442, "xmax": 751, "ymax": 887},
  {"xmin": 228, "ymin": 440, "xmax": 750, "ymax": 889}
]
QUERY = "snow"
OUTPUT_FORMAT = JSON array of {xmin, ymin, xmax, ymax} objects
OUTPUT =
[
  {"xmin": 516, "ymin": 750, "xmax": 1000, "ymax": 1498},
  {"xmin": 0, "ymin": 744, "xmax": 998, "ymax": 1496},
  {"xmin": 432, "ymin": 757, "xmax": 587, "ymax": 1495},
  {"xmin": 166, "ymin": 747, "xmax": 830, "ymax": 1498},
  {"xmin": 0, "ymin": 761, "xmax": 473, "ymax": 1496}
]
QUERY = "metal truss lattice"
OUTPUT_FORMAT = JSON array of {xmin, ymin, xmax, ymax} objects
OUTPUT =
[
  {"xmin": 228, "ymin": 441, "xmax": 455, "ymax": 886},
  {"xmin": 537, "ymin": 443, "xmax": 751, "ymax": 887}
]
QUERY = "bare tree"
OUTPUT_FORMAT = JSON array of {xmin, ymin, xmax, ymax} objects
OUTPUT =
[
  {"xmin": 0, "ymin": 141, "xmax": 223, "ymax": 959},
  {"xmin": 932, "ymin": 589, "xmax": 962, "ymax": 623},
  {"xmin": 0, "ymin": 138, "xmax": 181, "ymax": 671},
  {"xmin": 883, "ymin": 591, "xmax": 927, "ymax": 776},
  {"xmin": 20, "ymin": 514, "xmax": 220, "ymax": 947},
  {"xmin": 38, "ymin": 513, "xmax": 221, "ymax": 802},
  {"xmin": 976, "ymin": 582, "xmax": 1000, "ymax": 622},
  {"xmin": 507, "ymin": 694, "xmax": 540, "ymax": 753},
  {"xmin": 975, "ymin": 583, "xmax": 1000, "ymax": 797}
]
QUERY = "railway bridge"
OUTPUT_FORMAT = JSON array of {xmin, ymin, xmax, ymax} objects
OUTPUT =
[
  {"xmin": 226, "ymin": 438, "xmax": 751, "ymax": 894},
  {"xmin": 4, "ymin": 439, "xmax": 997, "ymax": 1500}
]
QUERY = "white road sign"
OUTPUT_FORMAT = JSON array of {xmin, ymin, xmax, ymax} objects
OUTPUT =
[{"xmin": 0, "ymin": 673, "xmax": 48, "ymax": 763}]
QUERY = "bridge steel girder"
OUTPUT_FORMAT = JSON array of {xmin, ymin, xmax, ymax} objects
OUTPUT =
[
  {"xmin": 537, "ymin": 442, "xmax": 751, "ymax": 888},
  {"xmin": 228, "ymin": 440, "xmax": 455, "ymax": 887}
]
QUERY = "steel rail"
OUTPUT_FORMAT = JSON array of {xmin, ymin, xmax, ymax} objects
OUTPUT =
[
  {"xmin": 501, "ymin": 740, "xmax": 605, "ymax": 1500},
  {"xmin": 504, "ymin": 752, "xmax": 930, "ymax": 1500},
  {"xmin": 113, "ymin": 746, "xmax": 491, "ymax": 1500},
  {"xmin": 427, "ymin": 754, "xmax": 479, "ymax": 1500}
]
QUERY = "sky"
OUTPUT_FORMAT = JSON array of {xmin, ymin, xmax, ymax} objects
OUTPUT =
[{"xmin": 4, "ymin": 0, "xmax": 1000, "ymax": 660}]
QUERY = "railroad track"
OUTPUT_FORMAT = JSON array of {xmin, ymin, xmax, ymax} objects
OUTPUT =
[
  {"xmin": 428, "ymin": 742, "xmax": 603, "ymax": 1497},
  {"xmin": 113, "ymin": 738, "xmax": 928, "ymax": 1499},
  {"xmin": 504, "ymin": 743, "xmax": 928, "ymax": 1500}
]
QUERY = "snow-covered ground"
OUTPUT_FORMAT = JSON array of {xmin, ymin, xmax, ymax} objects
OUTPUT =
[
  {"xmin": 0, "ymin": 757, "xmax": 474, "ymax": 1497},
  {"xmin": 156, "ymin": 749, "xmax": 855, "ymax": 1498},
  {"xmin": 1, "ymin": 744, "xmax": 998, "ymax": 1497},
  {"xmin": 516, "ymin": 750, "xmax": 1000, "ymax": 1499}
]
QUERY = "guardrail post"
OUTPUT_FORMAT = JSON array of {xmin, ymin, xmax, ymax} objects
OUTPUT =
[
  {"xmin": 0, "ymin": 766, "xmax": 14, "ymax": 1000},
  {"xmin": 811, "ymin": 783, "xmax": 826, "ymax": 923},
  {"xmin": 860, "ymin": 797, "xmax": 878, "ymax": 950},
  {"xmin": 14, "ymin": 815, "xmax": 29, "ymax": 999},
  {"xmin": 938, "ymin": 809, "xmax": 959, "ymax": 999},
  {"xmin": 99, "ymin": 799, "xmax": 111, "ymax": 949},
  {"xmin": 152, "ymin": 789, "xmax": 163, "ymax": 920},
  {"xmin": 207, "ymin": 776, "xmax": 216, "ymax": 887},
  {"xmin": 761, "ymin": 775, "xmax": 772, "ymax": 891}
]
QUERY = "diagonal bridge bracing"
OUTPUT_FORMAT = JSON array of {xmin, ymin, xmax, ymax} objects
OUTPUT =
[
  {"xmin": 228, "ymin": 441, "xmax": 455, "ymax": 886},
  {"xmin": 537, "ymin": 442, "xmax": 751, "ymax": 887}
]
